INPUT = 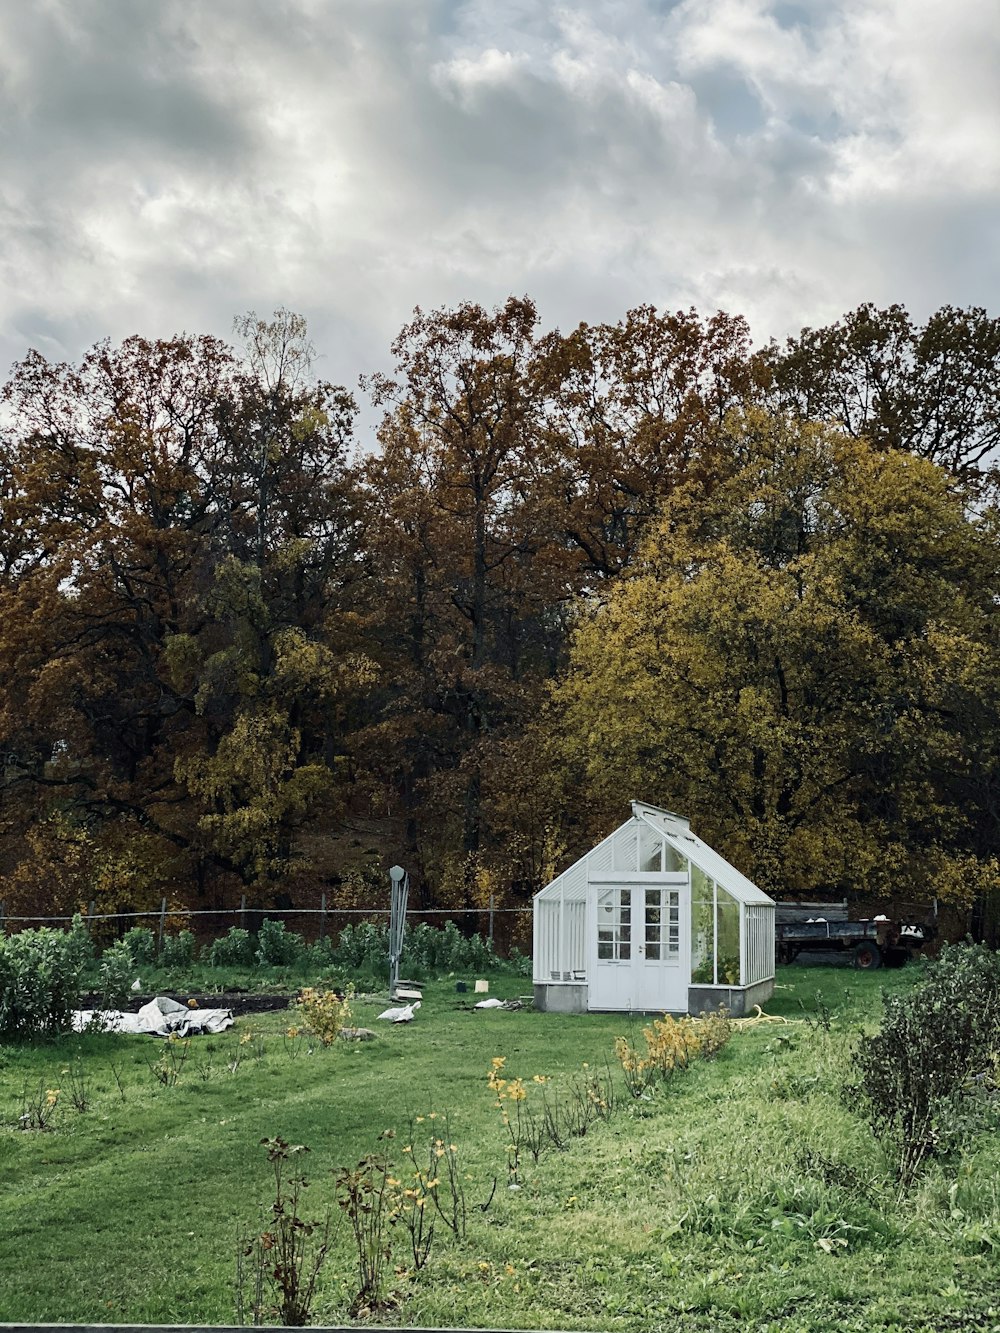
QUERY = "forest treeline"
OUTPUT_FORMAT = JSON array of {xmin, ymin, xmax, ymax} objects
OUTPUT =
[{"xmin": 2, "ymin": 298, "xmax": 1000, "ymax": 924}]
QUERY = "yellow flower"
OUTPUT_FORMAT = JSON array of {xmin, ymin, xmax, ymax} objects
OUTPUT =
[{"xmin": 490, "ymin": 1056, "xmax": 506, "ymax": 1070}]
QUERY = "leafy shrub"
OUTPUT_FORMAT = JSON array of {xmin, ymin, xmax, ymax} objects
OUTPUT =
[
  {"xmin": 207, "ymin": 927, "xmax": 256, "ymax": 969},
  {"xmin": 851, "ymin": 941, "xmax": 1000, "ymax": 1185},
  {"xmin": 332, "ymin": 918, "xmax": 503, "ymax": 978},
  {"xmin": 309, "ymin": 935, "xmax": 336, "ymax": 967},
  {"xmin": 121, "ymin": 926, "xmax": 156, "ymax": 966},
  {"xmin": 0, "ymin": 928, "xmax": 85, "ymax": 1039},
  {"xmin": 98, "ymin": 940, "xmax": 136, "ymax": 1010},
  {"xmin": 293, "ymin": 987, "xmax": 352, "ymax": 1046},
  {"xmin": 66, "ymin": 914, "xmax": 95, "ymax": 970},
  {"xmin": 615, "ymin": 1011, "xmax": 733, "ymax": 1095},
  {"xmin": 334, "ymin": 919, "xmax": 389, "ymax": 970},
  {"xmin": 159, "ymin": 930, "xmax": 195, "ymax": 970},
  {"xmin": 256, "ymin": 918, "xmax": 304, "ymax": 968}
]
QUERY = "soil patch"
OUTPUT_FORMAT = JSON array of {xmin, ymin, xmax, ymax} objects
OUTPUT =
[{"xmin": 79, "ymin": 991, "xmax": 295, "ymax": 1015}]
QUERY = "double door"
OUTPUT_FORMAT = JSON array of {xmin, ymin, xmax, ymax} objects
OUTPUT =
[{"xmin": 591, "ymin": 877, "xmax": 687, "ymax": 1011}]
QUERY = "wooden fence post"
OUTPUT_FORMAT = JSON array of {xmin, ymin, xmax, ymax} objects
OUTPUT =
[
  {"xmin": 488, "ymin": 893, "xmax": 495, "ymax": 946},
  {"xmin": 0, "ymin": 900, "xmax": 5, "ymax": 935},
  {"xmin": 157, "ymin": 897, "xmax": 167, "ymax": 953},
  {"xmin": 319, "ymin": 892, "xmax": 327, "ymax": 943},
  {"xmin": 86, "ymin": 900, "xmax": 95, "ymax": 935},
  {"xmin": 239, "ymin": 895, "xmax": 246, "ymax": 932}
]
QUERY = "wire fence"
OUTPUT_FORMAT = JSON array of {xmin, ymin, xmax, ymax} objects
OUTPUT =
[{"xmin": 0, "ymin": 896, "xmax": 535, "ymax": 954}]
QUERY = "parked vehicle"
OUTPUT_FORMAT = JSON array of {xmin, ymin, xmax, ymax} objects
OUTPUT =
[{"xmin": 775, "ymin": 901, "xmax": 935, "ymax": 969}]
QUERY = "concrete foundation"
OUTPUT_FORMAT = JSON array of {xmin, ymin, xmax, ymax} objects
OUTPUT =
[
  {"xmin": 686, "ymin": 977, "xmax": 775, "ymax": 1017},
  {"xmin": 533, "ymin": 982, "xmax": 589, "ymax": 1013}
]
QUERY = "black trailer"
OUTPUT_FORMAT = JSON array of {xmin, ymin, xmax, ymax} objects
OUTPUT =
[{"xmin": 775, "ymin": 901, "xmax": 934, "ymax": 969}]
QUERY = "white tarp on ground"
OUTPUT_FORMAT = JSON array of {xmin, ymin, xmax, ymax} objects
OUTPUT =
[{"xmin": 72, "ymin": 995, "xmax": 234, "ymax": 1037}]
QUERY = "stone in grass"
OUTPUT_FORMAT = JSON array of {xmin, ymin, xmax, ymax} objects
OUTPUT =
[{"xmin": 340, "ymin": 1026, "xmax": 377, "ymax": 1041}]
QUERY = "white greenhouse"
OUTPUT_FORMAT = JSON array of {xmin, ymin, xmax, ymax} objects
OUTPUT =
[{"xmin": 533, "ymin": 802, "xmax": 775, "ymax": 1016}]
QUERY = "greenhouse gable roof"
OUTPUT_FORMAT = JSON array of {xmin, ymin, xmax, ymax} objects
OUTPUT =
[{"xmin": 632, "ymin": 802, "xmax": 774, "ymax": 906}]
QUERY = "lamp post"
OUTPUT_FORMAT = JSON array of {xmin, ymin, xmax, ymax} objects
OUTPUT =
[{"xmin": 388, "ymin": 864, "xmax": 409, "ymax": 997}]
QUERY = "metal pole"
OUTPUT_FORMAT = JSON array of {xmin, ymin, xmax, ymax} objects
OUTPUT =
[
  {"xmin": 157, "ymin": 897, "xmax": 167, "ymax": 953},
  {"xmin": 388, "ymin": 865, "xmax": 408, "ymax": 996},
  {"xmin": 319, "ymin": 892, "xmax": 327, "ymax": 943},
  {"xmin": 239, "ymin": 895, "xmax": 246, "ymax": 932},
  {"xmin": 488, "ymin": 893, "xmax": 495, "ymax": 946},
  {"xmin": 87, "ymin": 900, "xmax": 95, "ymax": 935}
]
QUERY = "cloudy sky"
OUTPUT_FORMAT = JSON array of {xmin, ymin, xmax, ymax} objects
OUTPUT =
[{"xmin": 2, "ymin": 0, "xmax": 999, "ymax": 427}]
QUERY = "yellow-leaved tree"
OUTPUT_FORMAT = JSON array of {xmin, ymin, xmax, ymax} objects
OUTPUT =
[{"xmin": 552, "ymin": 411, "xmax": 1000, "ymax": 909}]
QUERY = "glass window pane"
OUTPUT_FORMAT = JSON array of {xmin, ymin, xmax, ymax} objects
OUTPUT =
[
  {"xmin": 646, "ymin": 942, "xmax": 661, "ymax": 960},
  {"xmin": 716, "ymin": 887, "xmax": 741, "ymax": 984},
  {"xmin": 690, "ymin": 866, "xmax": 715, "ymax": 983},
  {"xmin": 598, "ymin": 941, "xmax": 612, "ymax": 960}
]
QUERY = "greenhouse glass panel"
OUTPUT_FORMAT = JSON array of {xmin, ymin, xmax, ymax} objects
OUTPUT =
[
  {"xmin": 639, "ymin": 822, "xmax": 664, "ymax": 871},
  {"xmin": 715, "ymin": 887, "xmax": 741, "ymax": 984},
  {"xmin": 690, "ymin": 865, "xmax": 714, "ymax": 984},
  {"xmin": 664, "ymin": 842, "xmax": 686, "ymax": 873}
]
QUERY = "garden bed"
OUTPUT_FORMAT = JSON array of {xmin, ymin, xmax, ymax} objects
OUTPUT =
[{"xmin": 77, "ymin": 990, "xmax": 296, "ymax": 1016}]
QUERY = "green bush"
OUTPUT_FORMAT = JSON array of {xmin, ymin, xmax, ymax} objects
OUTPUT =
[
  {"xmin": 207, "ymin": 926, "xmax": 256, "ymax": 969},
  {"xmin": 334, "ymin": 920, "xmax": 389, "ymax": 970},
  {"xmin": 256, "ymin": 918, "xmax": 304, "ymax": 968},
  {"xmin": 330, "ymin": 918, "xmax": 504, "ymax": 978},
  {"xmin": 66, "ymin": 914, "xmax": 95, "ymax": 970},
  {"xmin": 121, "ymin": 926, "xmax": 157, "ymax": 966},
  {"xmin": 160, "ymin": 930, "xmax": 195, "ymax": 970},
  {"xmin": 851, "ymin": 941, "xmax": 1000, "ymax": 1185},
  {"xmin": 0, "ymin": 928, "xmax": 85, "ymax": 1039},
  {"xmin": 98, "ymin": 940, "xmax": 137, "ymax": 1010}
]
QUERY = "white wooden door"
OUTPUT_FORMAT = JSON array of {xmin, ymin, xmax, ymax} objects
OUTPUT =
[
  {"xmin": 634, "ymin": 885, "xmax": 686, "ymax": 1011},
  {"xmin": 591, "ymin": 879, "xmax": 687, "ymax": 1011}
]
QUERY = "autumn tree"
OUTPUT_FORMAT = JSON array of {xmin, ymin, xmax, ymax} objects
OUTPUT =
[
  {"xmin": 552, "ymin": 410, "xmax": 1000, "ymax": 907},
  {"xmin": 541, "ymin": 306, "xmax": 761, "ymax": 578},
  {"xmin": 359, "ymin": 297, "xmax": 573, "ymax": 901},
  {"xmin": 760, "ymin": 303, "xmax": 1000, "ymax": 481},
  {"xmin": 0, "ymin": 315, "xmax": 369, "ymax": 915}
]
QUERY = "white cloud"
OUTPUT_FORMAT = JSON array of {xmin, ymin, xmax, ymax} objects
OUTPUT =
[{"xmin": 0, "ymin": 0, "xmax": 998, "ymax": 409}]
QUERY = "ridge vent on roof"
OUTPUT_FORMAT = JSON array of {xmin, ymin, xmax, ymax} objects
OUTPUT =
[{"xmin": 630, "ymin": 800, "xmax": 691, "ymax": 830}]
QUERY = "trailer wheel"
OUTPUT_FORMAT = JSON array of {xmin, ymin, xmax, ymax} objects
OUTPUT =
[{"xmin": 853, "ymin": 941, "xmax": 882, "ymax": 970}]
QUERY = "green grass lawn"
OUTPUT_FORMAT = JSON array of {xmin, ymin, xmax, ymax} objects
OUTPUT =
[{"xmin": 1, "ymin": 964, "xmax": 998, "ymax": 1332}]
